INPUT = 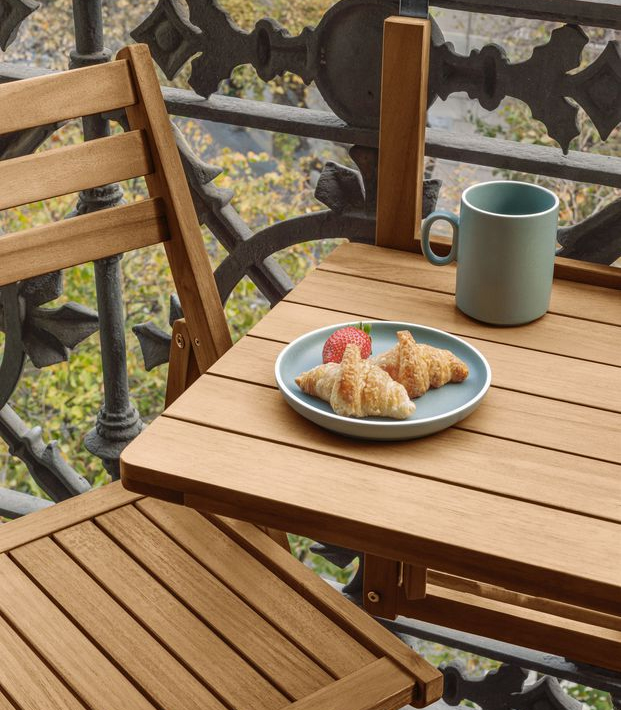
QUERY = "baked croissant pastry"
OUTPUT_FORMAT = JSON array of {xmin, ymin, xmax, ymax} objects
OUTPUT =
[
  {"xmin": 295, "ymin": 343, "xmax": 415, "ymax": 419},
  {"xmin": 370, "ymin": 330, "xmax": 469, "ymax": 398}
]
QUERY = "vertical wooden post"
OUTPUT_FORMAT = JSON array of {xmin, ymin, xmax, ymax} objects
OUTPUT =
[
  {"xmin": 165, "ymin": 319, "xmax": 200, "ymax": 407},
  {"xmin": 375, "ymin": 17, "xmax": 431, "ymax": 251},
  {"xmin": 404, "ymin": 564, "xmax": 428, "ymax": 600},
  {"xmin": 363, "ymin": 555, "xmax": 400, "ymax": 619}
]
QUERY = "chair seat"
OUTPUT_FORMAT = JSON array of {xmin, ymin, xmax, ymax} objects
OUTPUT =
[{"xmin": 0, "ymin": 482, "xmax": 441, "ymax": 710}]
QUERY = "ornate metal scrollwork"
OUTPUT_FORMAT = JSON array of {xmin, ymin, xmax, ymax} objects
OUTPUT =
[
  {"xmin": 441, "ymin": 660, "xmax": 588, "ymax": 710},
  {"xmin": 442, "ymin": 660, "xmax": 528, "ymax": 710},
  {"xmin": 511, "ymin": 676, "xmax": 583, "ymax": 710},
  {"xmin": 431, "ymin": 24, "xmax": 621, "ymax": 154},
  {"xmin": 0, "ymin": 404, "xmax": 90, "ymax": 503},
  {"xmin": 132, "ymin": 0, "xmax": 440, "ymax": 129},
  {"xmin": 0, "ymin": 274, "xmax": 99, "ymax": 410},
  {"xmin": 134, "ymin": 0, "xmax": 621, "ymax": 153},
  {"xmin": 557, "ymin": 197, "xmax": 621, "ymax": 264},
  {"xmin": 133, "ymin": 294, "xmax": 181, "ymax": 371},
  {"xmin": 0, "ymin": 485, "xmax": 53, "ymax": 518},
  {"xmin": 0, "ymin": 0, "xmax": 39, "ymax": 51},
  {"xmin": 0, "ymin": 274, "xmax": 97, "ymax": 506}
]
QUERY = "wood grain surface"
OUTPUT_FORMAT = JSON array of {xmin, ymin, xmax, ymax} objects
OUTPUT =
[
  {"xmin": 285, "ymin": 659, "xmax": 413, "ymax": 710},
  {"xmin": 0, "ymin": 198, "xmax": 168, "ymax": 287},
  {"xmin": 320, "ymin": 243, "xmax": 621, "ymax": 325},
  {"xmin": 123, "ymin": 416, "xmax": 621, "ymax": 615},
  {"xmin": 11, "ymin": 537, "xmax": 229, "ymax": 710},
  {"xmin": 0, "ymin": 614, "xmax": 87, "ymax": 710},
  {"xmin": 136, "ymin": 497, "xmax": 375, "ymax": 677},
  {"xmin": 0, "ymin": 60, "xmax": 136, "ymax": 136},
  {"xmin": 0, "ymin": 130, "xmax": 151, "ymax": 210},
  {"xmin": 0, "ymin": 481, "xmax": 140, "ymax": 554},
  {"xmin": 376, "ymin": 18, "xmax": 430, "ymax": 251},
  {"xmin": 118, "ymin": 44, "xmax": 232, "ymax": 373},
  {"xmin": 284, "ymin": 269, "xmax": 620, "ymax": 366},
  {"xmin": 53, "ymin": 520, "xmax": 287, "ymax": 710},
  {"xmin": 0, "ymin": 555, "xmax": 158, "ymax": 710},
  {"xmin": 167, "ymin": 374, "xmax": 621, "ymax": 521},
  {"xmin": 119, "ymin": 238, "xmax": 621, "ymax": 667},
  {"xmin": 96, "ymin": 504, "xmax": 337, "ymax": 700}
]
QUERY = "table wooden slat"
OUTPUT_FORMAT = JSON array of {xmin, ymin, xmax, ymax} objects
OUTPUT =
[
  {"xmin": 53, "ymin": 520, "xmax": 287, "ymax": 710},
  {"xmin": 166, "ymin": 374, "xmax": 621, "ymax": 523},
  {"xmin": 136, "ymin": 498, "xmax": 375, "ymax": 677},
  {"xmin": 319, "ymin": 243, "xmax": 621, "ymax": 326},
  {"xmin": 0, "ymin": 614, "xmax": 87, "ymax": 710},
  {"xmin": 208, "ymin": 335, "xmax": 620, "ymax": 464},
  {"xmin": 121, "ymin": 417, "xmax": 621, "ymax": 615},
  {"xmin": 462, "ymin": 387, "xmax": 619, "ymax": 463},
  {"xmin": 284, "ymin": 269, "xmax": 620, "ymax": 366},
  {"xmin": 217, "ymin": 327, "xmax": 621, "ymax": 414},
  {"xmin": 0, "ymin": 689, "xmax": 17, "ymax": 710},
  {"xmin": 0, "ymin": 555, "xmax": 158, "ymax": 710},
  {"xmin": 95, "ymin": 505, "xmax": 335, "ymax": 700},
  {"xmin": 10, "ymin": 537, "xmax": 229, "ymax": 710}
]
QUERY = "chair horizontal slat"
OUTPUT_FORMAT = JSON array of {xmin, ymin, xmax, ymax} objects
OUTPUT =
[
  {"xmin": 0, "ymin": 482, "xmax": 141, "ymax": 554},
  {"xmin": 287, "ymin": 659, "xmax": 413, "ymax": 710},
  {"xmin": 0, "ymin": 198, "xmax": 168, "ymax": 287},
  {"xmin": 0, "ymin": 61, "xmax": 136, "ymax": 136},
  {"xmin": 0, "ymin": 614, "xmax": 88, "ymax": 710},
  {"xmin": 11, "ymin": 537, "xmax": 230, "ymax": 710},
  {"xmin": 0, "ymin": 555, "xmax": 158, "ymax": 710},
  {"xmin": 0, "ymin": 689, "xmax": 17, "ymax": 710},
  {"xmin": 96, "ymin": 504, "xmax": 335, "ymax": 701},
  {"xmin": 53, "ymin": 519, "xmax": 289, "ymax": 710},
  {"xmin": 0, "ymin": 130, "xmax": 152, "ymax": 211},
  {"xmin": 135, "ymin": 497, "xmax": 376, "ymax": 677}
]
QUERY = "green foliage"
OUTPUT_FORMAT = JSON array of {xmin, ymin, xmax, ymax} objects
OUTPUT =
[{"xmin": 473, "ymin": 99, "xmax": 621, "ymax": 227}]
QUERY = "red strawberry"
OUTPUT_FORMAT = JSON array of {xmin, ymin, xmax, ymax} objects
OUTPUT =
[{"xmin": 322, "ymin": 323, "xmax": 372, "ymax": 364}]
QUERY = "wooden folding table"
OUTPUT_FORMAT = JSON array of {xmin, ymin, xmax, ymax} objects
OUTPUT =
[{"xmin": 121, "ymin": 242, "xmax": 621, "ymax": 672}]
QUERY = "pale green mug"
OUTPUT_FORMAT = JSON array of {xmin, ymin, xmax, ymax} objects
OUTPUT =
[{"xmin": 421, "ymin": 180, "xmax": 560, "ymax": 325}]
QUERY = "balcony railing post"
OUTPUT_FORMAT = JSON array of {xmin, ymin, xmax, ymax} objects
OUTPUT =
[{"xmin": 70, "ymin": 0, "xmax": 144, "ymax": 478}]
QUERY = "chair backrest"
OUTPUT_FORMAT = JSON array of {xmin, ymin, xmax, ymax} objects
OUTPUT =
[{"xmin": 0, "ymin": 44, "xmax": 232, "ymax": 373}]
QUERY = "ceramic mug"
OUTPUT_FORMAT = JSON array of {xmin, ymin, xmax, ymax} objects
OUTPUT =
[{"xmin": 421, "ymin": 181, "xmax": 560, "ymax": 325}]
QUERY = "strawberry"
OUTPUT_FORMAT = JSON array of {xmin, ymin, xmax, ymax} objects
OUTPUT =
[{"xmin": 322, "ymin": 323, "xmax": 372, "ymax": 364}]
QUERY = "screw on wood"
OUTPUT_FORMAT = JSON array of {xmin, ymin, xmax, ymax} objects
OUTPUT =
[
  {"xmin": 175, "ymin": 333, "xmax": 185, "ymax": 349},
  {"xmin": 367, "ymin": 591, "xmax": 380, "ymax": 603},
  {"xmin": 194, "ymin": 337, "xmax": 200, "ymax": 346}
]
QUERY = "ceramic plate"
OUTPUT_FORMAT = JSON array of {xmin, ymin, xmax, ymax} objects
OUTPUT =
[{"xmin": 275, "ymin": 321, "xmax": 491, "ymax": 441}]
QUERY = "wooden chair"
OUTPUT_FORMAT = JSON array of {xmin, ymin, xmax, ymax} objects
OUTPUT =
[{"xmin": 0, "ymin": 45, "xmax": 443, "ymax": 710}]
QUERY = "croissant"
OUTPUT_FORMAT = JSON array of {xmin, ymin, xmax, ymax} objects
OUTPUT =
[
  {"xmin": 295, "ymin": 343, "xmax": 415, "ymax": 419},
  {"xmin": 370, "ymin": 330, "xmax": 469, "ymax": 398}
]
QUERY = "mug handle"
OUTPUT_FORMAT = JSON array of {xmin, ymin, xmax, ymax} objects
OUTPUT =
[{"xmin": 421, "ymin": 211, "xmax": 459, "ymax": 266}]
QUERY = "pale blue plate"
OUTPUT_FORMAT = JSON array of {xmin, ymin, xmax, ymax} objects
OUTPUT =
[{"xmin": 275, "ymin": 321, "xmax": 492, "ymax": 441}]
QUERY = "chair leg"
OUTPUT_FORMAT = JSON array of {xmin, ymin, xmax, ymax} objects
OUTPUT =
[{"xmin": 166, "ymin": 319, "xmax": 200, "ymax": 407}]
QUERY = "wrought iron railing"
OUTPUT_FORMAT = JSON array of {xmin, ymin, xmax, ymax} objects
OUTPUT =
[{"xmin": 0, "ymin": 0, "xmax": 619, "ymax": 708}]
